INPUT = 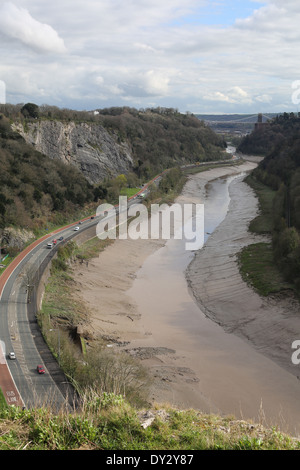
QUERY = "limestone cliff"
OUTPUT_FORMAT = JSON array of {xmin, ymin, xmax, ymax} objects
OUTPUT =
[{"xmin": 13, "ymin": 120, "xmax": 133, "ymax": 184}]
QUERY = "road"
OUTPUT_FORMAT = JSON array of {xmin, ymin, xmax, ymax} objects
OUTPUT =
[
  {"xmin": 0, "ymin": 221, "xmax": 95, "ymax": 409},
  {"xmin": 0, "ymin": 161, "xmax": 232, "ymax": 409},
  {"xmin": 0, "ymin": 175, "xmax": 160, "ymax": 409}
]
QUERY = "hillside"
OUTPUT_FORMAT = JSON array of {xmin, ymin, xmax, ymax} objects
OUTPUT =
[
  {"xmin": 12, "ymin": 119, "xmax": 134, "ymax": 185},
  {"xmin": 237, "ymin": 112, "xmax": 300, "ymax": 156},
  {"xmin": 0, "ymin": 394, "xmax": 299, "ymax": 450},
  {"xmin": 238, "ymin": 112, "xmax": 300, "ymax": 292},
  {"xmin": 1, "ymin": 104, "xmax": 227, "ymax": 184},
  {"xmin": 95, "ymin": 107, "xmax": 227, "ymax": 179},
  {"xmin": 0, "ymin": 104, "xmax": 228, "ymax": 253},
  {"xmin": 0, "ymin": 115, "xmax": 95, "ymax": 241}
]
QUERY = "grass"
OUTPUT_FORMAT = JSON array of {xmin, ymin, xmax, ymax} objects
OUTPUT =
[
  {"xmin": 181, "ymin": 159, "xmax": 243, "ymax": 175},
  {"xmin": 237, "ymin": 175, "xmax": 294, "ymax": 296},
  {"xmin": 0, "ymin": 397, "xmax": 299, "ymax": 450},
  {"xmin": 0, "ymin": 388, "xmax": 8, "ymax": 410},
  {"xmin": 245, "ymin": 174, "xmax": 276, "ymax": 234},
  {"xmin": 120, "ymin": 187, "xmax": 140, "ymax": 198},
  {"xmin": 40, "ymin": 269, "xmax": 81, "ymax": 326},
  {"xmin": 73, "ymin": 236, "xmax": 112, "ymax": 260},
  {"xmin": 238, "ymin": 242, "xmax": 294, "ymax": 296},
  {"xmin": 39, "ymin": 238, "xmax": 112, "ymax": 332},
  {"xmin": 0, "ymin": 255, "xmax": 13, "ymax": 275}
]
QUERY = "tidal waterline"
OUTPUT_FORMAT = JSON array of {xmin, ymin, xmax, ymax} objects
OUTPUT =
[
  {"xmin": 204, "ymin": 174, "xmax": 239, "ymax": 242},
  {"xmin": 127, "ymin": 172, "xmax": 300, "ymax": 433}
]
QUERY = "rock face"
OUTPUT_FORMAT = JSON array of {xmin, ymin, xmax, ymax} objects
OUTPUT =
[
  {"xmin": 13, "ymin": 120, "xmax": 133, "ymax": 184},
  {"xmin": 1, "ymin": 227, "xmax": 35, "ymax": 252}
]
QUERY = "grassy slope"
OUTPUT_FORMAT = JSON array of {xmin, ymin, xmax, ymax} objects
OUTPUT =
[
  {"xmin": 238, "ymin": 174, "xmax": 294, "ymax": 296},
  {"xmin": 0, "ymin": 398, "xmax": 299, "ymax": 450}
]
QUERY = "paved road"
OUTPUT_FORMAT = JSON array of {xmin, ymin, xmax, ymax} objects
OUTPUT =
[
  {"xmin": 0, "ymin": 220, "xmax": 95, "ymax": 409},
  {"xmin": 0, "ymin": 176, "xmax": 160, "ymax": 409}
]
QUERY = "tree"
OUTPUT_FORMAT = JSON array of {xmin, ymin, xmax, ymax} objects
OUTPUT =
[
  {"xmin": 115, "ymin": 174, "xmax": 127, "ymax": 190},
  {"xmin": 21, "ymin": 103, "xmax": 39, "ymax": 119}
]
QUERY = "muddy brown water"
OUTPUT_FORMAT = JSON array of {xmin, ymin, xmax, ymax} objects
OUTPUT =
[{"xmin": 128, "ymin": 173, "xmax": 300, "ymax": 436}]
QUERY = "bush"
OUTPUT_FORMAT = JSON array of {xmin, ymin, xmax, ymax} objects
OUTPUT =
[{"xmin": 76, "ymin": 347, "xmax": 150, "ymax": 407}]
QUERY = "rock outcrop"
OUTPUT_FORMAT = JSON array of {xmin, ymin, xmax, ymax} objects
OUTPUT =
[
  {"xmin": 13, "ymin": 120, "xmax": 133, "ymax": 184},
  {"xmin": 1, "ymin": 227, "xmax": 35, "ymax": 253}
]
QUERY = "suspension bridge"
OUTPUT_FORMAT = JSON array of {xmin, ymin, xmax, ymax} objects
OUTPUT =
[{"xmin": 202, "ymin": 113, "xmax": 273, "ymax": 124}]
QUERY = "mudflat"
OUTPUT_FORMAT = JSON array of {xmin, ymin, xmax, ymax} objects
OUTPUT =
[{"xmin": 72, "ymin": 161, "xmax": 300, "ymax": 436}]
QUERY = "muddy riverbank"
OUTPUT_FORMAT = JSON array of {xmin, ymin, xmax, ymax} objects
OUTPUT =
[{"xmin": 72, "ymin": 161, "xmax": 300, "ymax": 436}]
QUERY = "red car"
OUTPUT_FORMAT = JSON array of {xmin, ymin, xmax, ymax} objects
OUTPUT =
[{"xmin": 37, "ymin": 365, "xmax": 45, "ymax": 374}]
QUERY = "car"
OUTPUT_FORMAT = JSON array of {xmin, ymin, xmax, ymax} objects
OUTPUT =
[
  {"xmin": 47, "ymin": 243, "xmax": 53, "ymax": 249},
  {"xmin": 37, "ymin": 365, "xmax": 45, "ymax": 374},
  {"xmin": 8, "ymin": 352, "xmax": 16, "ymax": 360},
  {"xmin": 90, "ymin": 216, "xmax": 95, "ymax": 219},
  {"xmin": 58, "ymin": 236, "xmax": 64, "ymax": 241},
  {"xmin": 74, "ymin": 226, "xmax": 80, "ymax": 231},
  {"xmin": 78, "ymin": 221, "xmax": 83, "ymax": 224}
]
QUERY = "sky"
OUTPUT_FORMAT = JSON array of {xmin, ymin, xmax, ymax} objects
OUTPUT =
[{"xmin": 0, "ymin": 0, "xmax": 300, "ymax": 114}]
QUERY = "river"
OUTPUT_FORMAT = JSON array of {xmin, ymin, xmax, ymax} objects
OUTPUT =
[{"xmin": 127, "ymin": 166, "xmax": 300, "ymax": 436}]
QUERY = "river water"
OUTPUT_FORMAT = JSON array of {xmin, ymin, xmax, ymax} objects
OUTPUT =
[
  {"xmin": 127, "ymin": 169, "xmax": 300, "ymax": 434},
  {"xmin": 204, "ymin": 174, "xmax": 238, "ymax": 242}
]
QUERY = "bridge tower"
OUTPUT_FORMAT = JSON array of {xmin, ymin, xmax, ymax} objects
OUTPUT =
[{"xmin": 255, "ymin": 113, "xmax": 265, "ymax": 130}]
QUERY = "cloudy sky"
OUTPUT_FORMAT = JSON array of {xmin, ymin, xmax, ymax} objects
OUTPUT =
[{"xmin": 0, "ymin": 0, "xmax": 300, "ymax": 114}]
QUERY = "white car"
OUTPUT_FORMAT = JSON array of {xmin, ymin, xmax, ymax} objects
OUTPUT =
[
  {"xmin": 47, "ymin": 242, "xmax": 53, "ymax": 249},
  {"xmin": 74, "ymin": 226, "xmax": 80, "ymax": 231},
  {"xmin": 8, "ymin": 352, "xmax": 16, "ymax": 360}
]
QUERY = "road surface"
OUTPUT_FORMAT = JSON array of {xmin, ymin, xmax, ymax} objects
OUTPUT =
[{"xmin": 0, "ymin": 175, "xmax": 160, "ymax": 409}]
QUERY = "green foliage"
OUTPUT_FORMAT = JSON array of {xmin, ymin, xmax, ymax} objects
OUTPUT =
[
  {"xmin": 75, "ymin": 347, "xmax": 150, "ymax": 407},
  {"xmin": 238, "ymin": 243, "xmax": 293, "ymax": 296},
  {"xmin": 21, "ymin": 103, "xmax": 39, "ymax": 119},
  {"xmin": 159, "ymin": 168, "xmax": 184, "ymax": 194},
  {"xmin": 95, "ymin": 107, "xmax": 226, "ymax": 179},
  {"xmin": 0, "ymin": 401, "xmax": 299, "ymax": 450},
  {"xmin": 81, "ymin": 390, "xmax": 125, "ymax": 414},
  {"xmin": 0, "ymin": 105, "xmax": 227, "ymax": 233},
  {"xmin": 273, "ymin": 227, "xmax": 300, "ymax": 286},
  {"xmin": 245, "ymin": 174, "xmax": 276, "ymax": 233},
  {"xmin": 238, "ymin": 112, "xmax": 300, "ymax": 157},
  {"xmin": 0, "ymin": 115, "xmax": 95, "ymax": 231},
  {"xmin": 144, "ymin": 167, "xmax": 187, "ymax": 206},
  {"xmin": 0, "ymin": 388, "xmax": 8, "ymax": 410},
  {"xmin": 1, "ymin": 105, "xmax": 227, "ymax": 182},
  {"xmin": 240, "ymin": 113, "xmax": 300, "ymax": 293},
  {"xmin": 56, "ymin": 241, "xmax": 77, "ymax": 262}
]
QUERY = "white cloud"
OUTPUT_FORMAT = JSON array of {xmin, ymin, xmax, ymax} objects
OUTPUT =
[
  {"xmin": 143, "ymin": 70, "xmax": 170, "ymax": 96},
  {"xmin": 204, "ymin": 87, "xmax": 253, "ymax": 105},
  {"xmin": 255, "ymin": 94, "xmax": 273, "ymax": 104},
  {"xmin": 0, "ymin": 2, "xmax": 66, "ymax": 53},
  {"xmin": 1, "ymin": 0, "xmax": 300, "ymax": 112}
]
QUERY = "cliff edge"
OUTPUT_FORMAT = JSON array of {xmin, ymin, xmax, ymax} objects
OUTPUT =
[{"xmin": 13, "ymin": 120, "xmax": 133, "ymax": 184}]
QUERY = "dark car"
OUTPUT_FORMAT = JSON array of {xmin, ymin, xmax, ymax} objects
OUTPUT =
[
  {"xmin": 58, "ymin": 236, "xmax": 64, "ymax": 241},
  {"xmin": 37, "ymin": 365, "xmax": 45, "ymax": 374}
]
